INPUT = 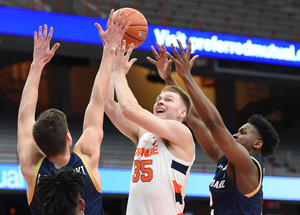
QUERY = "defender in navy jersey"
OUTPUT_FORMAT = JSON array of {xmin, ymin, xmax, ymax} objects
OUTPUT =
[
  {"xmin": 209, "ymin": 155, "xmax": 264, "ymax": 214},
  {"xmin": 151, "ymin": 39, "xmax": 280, "ymax": 215},
  {"xmin": 17, "ymin": 11, "xmax": 130, "ymax": 214},
  {"xmin": 29, "ymin": 152, "xmax": 103, "ymax": 215}
]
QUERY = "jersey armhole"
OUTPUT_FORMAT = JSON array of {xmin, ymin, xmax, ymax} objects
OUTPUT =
[
  {"xmin": 28, "ymin": 156, "xmax": 46, "ymax": 204},
  {"xmin": 73, "ymin": 150, "xmax": 102, "ymax": 193},
  {"xmin": 245, "ymin": 156, "xmax": 262, "ymax": 198}
]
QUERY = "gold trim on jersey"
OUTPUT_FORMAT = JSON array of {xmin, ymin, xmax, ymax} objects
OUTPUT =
[
  {"xmin": 244, "ymin": 156, "xmax": 262, "ymax": 198},
  {"xmin": 28, "ymin": 155, "xmax": 46, "ymax": 204},
  {"xmin": 73, "ymin": 150, "xmax": 102, "ymax": 193}
]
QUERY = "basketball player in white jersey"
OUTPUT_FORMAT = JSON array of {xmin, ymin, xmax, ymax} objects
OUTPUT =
[
  {"xmin": 147, "ymin": 39, "xmax": 279, "ymax": 215},
  {"xmin": 105, "ymin": 41, "xmax": 195, "ymax": 215}
]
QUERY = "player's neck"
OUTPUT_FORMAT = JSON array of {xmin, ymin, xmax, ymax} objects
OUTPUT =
[{"xmin": 48, "ymin": 151, "xmax": 71, "ymax": 169}]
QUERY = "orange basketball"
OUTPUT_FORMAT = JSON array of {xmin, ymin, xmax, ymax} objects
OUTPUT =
[{"xmin": 112, "ymin": 8, "xmax": 148, "ymax": 49}]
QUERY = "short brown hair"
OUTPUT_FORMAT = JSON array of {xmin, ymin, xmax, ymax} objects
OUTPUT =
[
  {"xmin": 161, "ymin": 85, "xmax": 192, "ymax": 121},
  {"xmin": 33, "ymin": 108, "xmax": 69, "ymax": 157}
]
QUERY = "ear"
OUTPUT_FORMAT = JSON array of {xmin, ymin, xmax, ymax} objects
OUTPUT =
[
  {"xmin": 254, "ymin": 140, "xmax": 263, "ymax": 149},
  {"xmin": 66, "ymin": 132, "xmax": 72, "ymax": 141},
  {"xmin": 178, "ymin": 108, "xmax": 187, "ymax": 121},
  {"xmin": 66, "ymin": 132, "xmax": 72, "ymax": 148},
  {"xmin": 78, "ymin": 198, "xmax": 85, "ymax": 212}
]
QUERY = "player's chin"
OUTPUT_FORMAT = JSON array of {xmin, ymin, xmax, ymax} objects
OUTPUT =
[{"xmin": 155, "ymin": 113, "xmax": 165, "ymax": 118}]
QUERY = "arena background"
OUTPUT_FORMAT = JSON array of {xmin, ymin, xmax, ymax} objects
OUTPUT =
[{"xmin": 0, "ymin": 0, "xmax": 300, "ymax": 214}]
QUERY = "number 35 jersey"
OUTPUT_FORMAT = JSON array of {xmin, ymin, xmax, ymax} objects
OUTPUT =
[{"xmin": 126, "ymin": 132, "xmax": 195, "ymax": 215}]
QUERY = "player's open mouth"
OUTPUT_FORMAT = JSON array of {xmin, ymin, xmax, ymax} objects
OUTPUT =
[{"xmin": 156, "ymin": 108, "xmax": 165, "ymax": 113}]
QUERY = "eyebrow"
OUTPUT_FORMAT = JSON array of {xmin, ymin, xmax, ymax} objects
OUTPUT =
[
  {"xmin": 238, "ymin": 128, "xmax": 247, "ymax": 132},
  {"xmin": 165, "ymin": 95, "xmax": 175, "ymax": 99},
  {"xmin": 157, "ymin": 94, "xmax": 175, "ymax": 100}
]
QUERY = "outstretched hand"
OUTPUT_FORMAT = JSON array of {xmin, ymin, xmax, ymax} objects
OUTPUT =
[
  {"xmin": 95, "ymin": 9, "xmax": 131, "ymax": 51},
  {"xmin": 147, "ymin": 43, "xmax": 172, "ymax": 81},
  {"xmin": 33, "ymin": 24, "xmax": 60, "ymax": 66},
  {"xmin": 167, "ymin": 39, "xmax": 199, "ymax": 78},
  {"xmin": 112, "ymin": 41, "xmax": 137, "ymax": 76}
]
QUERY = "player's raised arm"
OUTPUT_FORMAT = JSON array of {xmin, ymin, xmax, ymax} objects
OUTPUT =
[
  {"xmin": 148, "ymin": 42, "xmax": 222, "ymax": 163},
  {"xmin": 105, "ymin": 67, "xmax": 140, "ymax": 146},
  {"xmin": 18, "ymin": 25, "xmax": 60, "ymax": 185},
  {"xmin": 74, "ymin": 9, "xmax": 130, "ymax": 169},
  {"xmin": 113, "ymin": 42, "xmax": 194, "ymax": 162},
  {"xmin": 167, "ymin": 39, "xmax": 254, "ymax": 169}
]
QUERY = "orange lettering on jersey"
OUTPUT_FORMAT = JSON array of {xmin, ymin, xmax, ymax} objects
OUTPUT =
[
  {"xmin": 172, "ymin": 180, "xmax": 182, "ymax": 195},
  {"xmin": 134, "ymin": 148, "xmax": 141, "ymax": 157},
  {"xmin": 144, "ymin": 148, "xmax": 151, "ymax": 157},
  {"xmin": 152, "ymin": 145, "xmax": 158, "ymax": 155},
  {"xmin": 135, "ymin": 145, "xmax": 158, "ymax": 158}
]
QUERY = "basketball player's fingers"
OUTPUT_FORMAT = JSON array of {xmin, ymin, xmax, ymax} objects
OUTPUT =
[
  {"xmin": 151, "ymin": 46, "xmax": 160, "ymax": 59},
  {"xmin": 170, "ymin": 43, "xmax": 180, "ymax": 59},
  {"xmin": 115, "ymin": 44, "xmax": 121, "ymax": 56},
  {"xmin": 38, "ymin": 26, "xmax": 42, "ymax": 39},
  {"xmin": 107, "ymin": 9, "xmax": 115, "ymax": 27},
  {"xmin": 50, "ymin": 43, "xmax": 60, "ymax": 54},
  {"xmin": 176, "ymin": 39, "xmax": 185, "ymax": 56},
  {"xmin": 34, "ymin": 31, "xmax": 37, "ymax": 45},
  {"xmin": 162, "ymin": 44, "xmax": 167, "ymax": 54},
  {"xmin": 166, "ymin": 52, "xmax": 176, "ymax": 62},
  {"xmin": 121, "ymin": 40, "xmax": 126, "ymax": 53},
  {"xmin": 129, "ymin": 58, "xmax": 137, "ymax": 66},
  {"xmin": 43, "ymin": 24, "xmax": 47, "ymax": 40},
  {"xmin": 167, "ymin": 59, "xmax": 173, "ymax": 68},
  {"xmin": 119, "ymin": 14, "xmax": 128, "ymax": 28},
  {"xmin": 115, "ymin": 10, "xmax": 124, "ymax": 26},
  {"xmin": 186, "ymin": 39, "xmax": 192, "ymax": 57},
  {"xmin": 46, "ymin": 27, "xmax": 53, "ymax": 42},
  {"xmin": 155, "ymin": 43, "xmax": 163, "ymax": 54},
  {"xmin": 161, "ymin": 44, "xmax": 169, "ymax": 58},
  {"xmin": 156, "ymin": 43, "xmax": 164, "ymax": 55},
  {"xmin": 94, "ymin": 23, "xmax": 105, "ymax": 42},
  {"xmin": 94, "ymin": 23, "xmax": 103, "ymax": 35},
  {"xmin": 146, "ymin": 56, "xmax": 157, "ymax": 65},
  {"xmin": 155, "ymin": 42, "xmax": 160, "ymax": 50},
  {"xmin": 122, "ymin": 20, "xmax": 131, "ymax": 34},
  {"xmin": 128, "ymin": 59, "xmax": 137, "ymax": 72},
  {"xmin": 126, "ymin": 43, "xmax": 135, "ymax": 57},
  {"xmin": 190, "ymin": 55, "xmax": 199, "ymax": 66}
]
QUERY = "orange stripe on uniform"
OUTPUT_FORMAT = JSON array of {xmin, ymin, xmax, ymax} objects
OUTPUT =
[{"xmin": 172, "ymin": 180, "xmax": 182, "ymax": 195}]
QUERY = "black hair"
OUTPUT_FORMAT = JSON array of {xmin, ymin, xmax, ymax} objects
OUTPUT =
[
  {"xmin": 248, "ymin": 114, "xmax": 280, "ymax": 157},
  {"xmin": 35, "ymin": 167, "xmax": 85, "ymax": 215}
]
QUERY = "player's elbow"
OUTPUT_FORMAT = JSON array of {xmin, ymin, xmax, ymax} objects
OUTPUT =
[
  {"xmin": 120, "ymin": 104, "xmax": 139, "ymax": 121},
  {"xmin": 120, "ymin": 104, "xmax": 132, "ymax": 118},
  {"xmin": 205, "ymin": 119, "xmax": 223, "ymax": 133}
]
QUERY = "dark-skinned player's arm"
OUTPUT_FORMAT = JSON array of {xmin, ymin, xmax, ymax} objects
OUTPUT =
[
  {"xmin": 147, "ymin": 42, "xmax": 222, "ymax": 163},
  {"xmin": 167, "ymin": 39, "xmax": 258, "ymax": 174}
]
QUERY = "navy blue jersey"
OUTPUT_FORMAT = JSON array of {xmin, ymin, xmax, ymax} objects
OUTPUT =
[
  {"xmin": 28, "ymin": 151, "xmax": 104, "ymax": 215},
  {"xmin": 209, "ymin": 155, "xmax": 264, "ymax": 215}
]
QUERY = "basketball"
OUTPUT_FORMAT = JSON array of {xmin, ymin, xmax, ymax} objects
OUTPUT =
[{"xmin": 112, "ymin": 8, "xmax": 148, "ymax": 49}]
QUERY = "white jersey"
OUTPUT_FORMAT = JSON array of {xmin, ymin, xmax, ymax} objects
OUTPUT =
[{"xmin": 126, "ymin": 132, "xmax": 195, "ymax": 215}]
